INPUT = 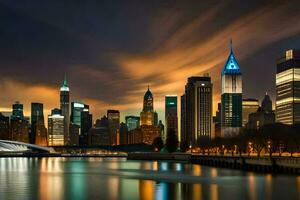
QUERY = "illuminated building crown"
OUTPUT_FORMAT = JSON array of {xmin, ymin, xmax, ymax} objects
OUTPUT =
[
  {"xmin": 222, "ymin": 40, "xmax": 241, "ymax": 75},
  {"xmin": 60, "ymin": 74, "xmax": 69, "ymax": 91}
]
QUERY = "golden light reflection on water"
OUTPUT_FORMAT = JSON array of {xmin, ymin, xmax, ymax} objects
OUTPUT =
[
  {"xmin": 211, "ymin": 168, "xmax": 218, "ymax": 177},
  {"xmin": 265, "ymin": 174, "xmax": 272, "ymax": 200},
  {"xmin": 139, "ymin": 180, "xmax": 154, "ymax": 200},
  {"xmin": 248, "ymin": 172, "xmax": 256, "ymax": 200},
  {"xmin": 108, "ymin": 177, "xmax": 120, "ymax": 199},
  {"xmin": 193, "ymin": 165, "xmax": 202, "ymax": 176},
  {"xmin": 210, "ymin": 184, "xmax": 219, "ymax": 200},
  {"xmin": 39, "ymin": 158, "xmax": 64, "ymax": 200},
  {"xmin": 193, "ymin": 184, "xmax": 202, "ymax": 199}
]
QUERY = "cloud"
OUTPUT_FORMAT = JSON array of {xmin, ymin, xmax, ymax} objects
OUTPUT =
[
  {"xmin": 0, "ymin": 1, "xmax": 300, "ymax": 124},
  {"xmin": 116, "ymin": 2, "xmax": 300, "ymax": 114}
]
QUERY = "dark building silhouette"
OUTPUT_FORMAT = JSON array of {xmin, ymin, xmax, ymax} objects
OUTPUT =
[
  {"xmin": 31, "ymin": 103, "xmax": 47, "ymax": 146},
  {"xmin": 165, "ymin": 95, "xmax": 178, "ymax": 141},
  {"xmin": 107, "ymin": 110, "xmax": 120, "ymax": 145},
  {"xmin": 0, "ymin": 113, "xmax": 10, "ymax": 140},
  {"xmin": 69, "ymin": 123, "xmax": 80, "ymax": 146},
  {"xmin": 213, "ymin": 103, "xmax": 221, "ymax": 138},
  {"xmin": 119, "ymin": 122, "xmax": 128, "ymax": 145},
  {"xmin": 80, "ymin": 107, "xmax": 92, "ymax": 145},
  {"xmin": 248, "ymin": 93, "xmax": 275, "ymax": 129},
  {"xmin": 88, "ymin": 115, "xmax": 110, "ymax": 146}
]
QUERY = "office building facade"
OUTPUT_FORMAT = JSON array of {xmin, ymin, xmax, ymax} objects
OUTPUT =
[
  {"xmin": 165, "ymin": 95, "xmax": 178, "ymax": 140},
  {"xmin": 221, "ymin": 41, "xmax": 242, "ymax": 137},
  {"xmin": 125, "ymin": 116, "xmax": 140, "ymax": 131},
  {"xmin": 242, "ymin": 99, "xmax": 259, "ymax": 127},
  {"xmin": 181, "ymin": 75, "xmax": 213, "ymax": 146},
  {"xmin": 276, "ymin": 49, "xmax": 300, "ymax": 124},
  {"xmin": 107, "ymin": 110, "xmax": 120, "ymax": 145},
  {"xmin": 48, "ymin": 109, "xmax": 65, "ymax": 146}
]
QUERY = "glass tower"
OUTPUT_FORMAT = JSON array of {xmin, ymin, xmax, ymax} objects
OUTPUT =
[
  {"xmin": 60, "ymin": 75, "xmax": 70, "ymax": 145},
  {"xmin": 165, "ymin": 95, "xmax": 178, "ymax": 140},
  {"xmin": 276, "ymin": 49, "xmax": 300, "ymax": 124},
  {"xmin": 12, "ymin": 101, "xmax": 24, "ymax": 120},
  {"xmin": 125, "ymin": 116, "xmax": 140, "ymax": 131},
  {"xmin": 221, "ymin": 41, "xmax": 242, "ymax": 137}
]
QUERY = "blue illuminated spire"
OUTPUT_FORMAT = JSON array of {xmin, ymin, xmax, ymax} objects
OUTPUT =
[
  {"xmin": 222, "ymin": 40, "xmax": 241, "ymax": 75},
  {"xmin": 60, "ymin": 73, "xmax": 69, "ymax": 91}
]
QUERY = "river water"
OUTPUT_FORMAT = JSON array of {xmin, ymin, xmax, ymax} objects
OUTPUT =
[{"xmin": 0, "ymin": 157, "xmax": 299, "ymax": 200}]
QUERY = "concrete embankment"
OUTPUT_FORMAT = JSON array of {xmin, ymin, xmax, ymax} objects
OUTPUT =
[
  {"xmin": 127, "ymin": 152, "xmax": 300, "ymax": 174},
  {"xmin": 127, "ymin": 152, "xmax": 191, "ymax": 161},
  {"xmin": 191, "ymin": 155, "xmax": 300, "ymax": 174}
]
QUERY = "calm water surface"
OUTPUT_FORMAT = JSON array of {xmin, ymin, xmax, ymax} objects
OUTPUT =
[{"xmin": 0, "ymin": 157, "xmax": 299, "ymax": 200}]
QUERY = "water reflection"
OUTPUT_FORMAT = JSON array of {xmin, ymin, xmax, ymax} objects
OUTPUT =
[{"xmin": 0, "ymin": 157, "xmax": 299, "ymax": 200}]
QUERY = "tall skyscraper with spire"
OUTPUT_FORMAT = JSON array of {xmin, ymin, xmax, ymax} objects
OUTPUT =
[
  {"xmin": 60, "ymin": 75, "xmax": 70, "ymax": 145},
  {"xmin": 221, "ymin": 40, "xmax": 242, "ymax": 137}
]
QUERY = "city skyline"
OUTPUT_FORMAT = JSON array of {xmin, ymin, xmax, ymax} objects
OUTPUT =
[{"xmin": 0, "ymin": 1, "xmax": 300, "ymax": 122}]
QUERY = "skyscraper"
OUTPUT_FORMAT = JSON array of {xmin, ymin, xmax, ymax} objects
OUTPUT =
[
  {"xmin": 80, "ymin": 106, "xmax": 92, "ymax": 145},
  {"xmin": 48, "ymin": 108, "xmax": 64, "ymax": 146},
  {"xmin": 107, "ymin": 110, "xmax": 120, "ymax": 145},
  {"xmin": 10, "ymin": 102, "xmax": 28, "ymax": 142},
  {"xmin": 70, "ymin": 102, "xmax": 92, "ymax": 145},
  {"xmin": 0, "ymin": 113, "xmax": 10, "ymax": 140},
  {"xmin": 119, "ymin": 122, "xmax": 128, "ymax": 145},
  {"xmin": 165, "ymin": 95, "xmax": 178, "ymax": 140},
  {"xmin": 60, "ymin": 75, "xmax": 70, "ymax": 145},
  {"xmin": 70, "ymin": 102, "xmax": 85, "ymax": 127},
  {"xmin": 140, "ymin": 87, "xmax": 155, "ymax": 126},
  {"xmin": 11, "ymin": 101, "xmax": 24, "ymax": 120},
  {"xmin": 181, "ymin": 75, "xmax": 213, "ymax": 146},
  {"xmin": 125, "ymin": 116, "xmax": 140, "ymax": 131},
  {"xmin": 180, "ymin": 94, "xmax": 186, "ymax": 142},
  {"xmin": 221, "ymin": 41, "xmax": 242, "ymax": 137},
  {"xmin": 276, "ymin": 49, "xmax": 300, "ymax": 124},
  {"xmin": 31, "ymin": 103, "xmax": 47, "ymax": 145},
  {"xmin": 242, "ymin": 99, "xmax": 259, "ymax": 127}
]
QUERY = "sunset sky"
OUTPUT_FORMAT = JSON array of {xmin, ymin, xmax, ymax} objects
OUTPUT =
[{"xmin": 0, "ymin": 0, "xmax": 300, "ymax": 123}]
